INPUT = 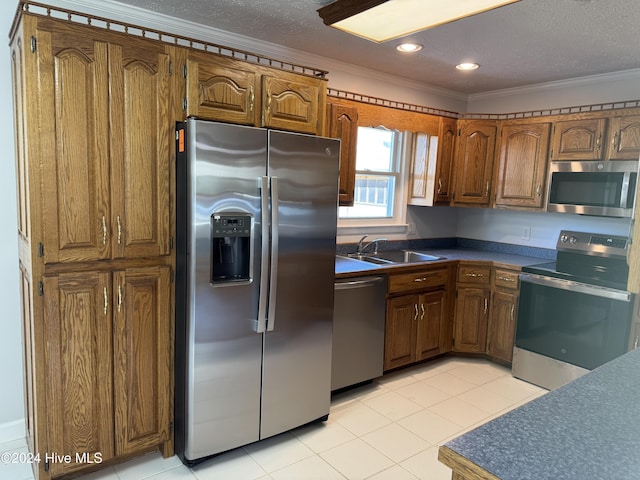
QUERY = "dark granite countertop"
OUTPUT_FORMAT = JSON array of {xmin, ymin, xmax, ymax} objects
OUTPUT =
[
  {"xmin": 335, "ymin": 247, "xmax": 548, "ymax": 276},
  {"xmin": 440, "ymin": 347, "xmax": 640, "ymax": 480}
]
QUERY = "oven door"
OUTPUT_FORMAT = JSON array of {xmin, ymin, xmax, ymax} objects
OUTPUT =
[{"xmin": 516, "ymin": 273, "xmax": 633, "ymax": 372}]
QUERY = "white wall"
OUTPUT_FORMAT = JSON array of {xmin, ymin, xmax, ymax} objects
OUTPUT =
[
  {"xmin": 456, "ymin": 209, "xmax": 631, "ymax": 250},
  {"xmin": 467, "ymin": 69, "xmax": 640, "ymax": 114},
  {"xmin": 1, "ymin": 1, "xmax": 26, "ymax": 442}
]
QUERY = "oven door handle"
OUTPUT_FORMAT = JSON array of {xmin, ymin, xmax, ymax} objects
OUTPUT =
[{"xmin": 519, "ymin": 273, "xmax": 632, "ymax": 302}]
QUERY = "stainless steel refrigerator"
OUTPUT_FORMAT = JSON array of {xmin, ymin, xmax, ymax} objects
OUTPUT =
[{"xmin": 175, "ymin": 119, "xmax": 340, "ymax": 465}]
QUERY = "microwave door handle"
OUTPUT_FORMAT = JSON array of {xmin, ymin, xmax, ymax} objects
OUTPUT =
[
  {"xmin": 620, "ymin": 171, "xmax": 632, "ymax": 208},
  {"xmin": 256, "ymin": 176, "xmax": 270, "ymax": 333},
  {"xmin": 267, "ymin": 177, "xmax": 279, "ymax": 332}
]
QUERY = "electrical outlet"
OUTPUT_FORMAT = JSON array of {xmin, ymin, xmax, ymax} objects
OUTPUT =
[
  {"xmin": 522, "ymin": 226, "xmax": 531, "ymax": 241},
  {"xmin": 408, "ymin": 222, "xmax": 416, "ymax": 235}
]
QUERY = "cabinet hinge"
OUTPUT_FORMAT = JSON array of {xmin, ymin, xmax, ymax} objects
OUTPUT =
[
  {"xmin": 30, "ymin": 36, "xmax": 37, "ymax": 53},
  {"xmin": 168, "ymin": 61, "xmax": 173, "ymax": 76},
  {"xmin": 38, "ymin": 242, "xmax": 44, "ymax": 257},
  {"xmin": 169, "ymin": 236, "xmax": 174, "ymax": 250},
  {"xmin": 170, "ymin": 270, "xmax": 175, "ymax": 283},
  {"xmin": 182, "ymin": 98, "xmax": 187, "ymax": 111},
  {"xmin": 44, "ymin": 460, "xmax": 49, "ymax": 472},
  {"xmin": 457, "ymin": 128, "xmax": 461, "ymax": 136},
  {"xmin": 38, "ymin": 281, "xmax": 44, "ymax": 297},
  {"xmin": 169, "ymin": 421, "xmax": 174, "ymax": 434},
  {"xmin": 182, "ymin": 64, "xmax": 188, "ymax": 79},
  {"xmin": 550, "ymin": 148, "xmax": 554, "ymax": 159}
]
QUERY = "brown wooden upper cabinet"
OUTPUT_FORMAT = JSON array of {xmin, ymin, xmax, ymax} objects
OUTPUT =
[
  {"xmin": 435, "ymin": 117, "xmax": 457, "ymax": 205},
  {"xmin": 37, "ymin": 21, "xmax": 172, "ymax": 264},
  {"xmin": 606, "ymin": 114, "xmax": 640, "ymax": 160},
  {"xmin": 407, "ymin": 117, "xmax": 456, "ymax": 207},
  {"xmin": 494, "ymin": 121, "xmax": 551, "ymax": 209},
  {"xmin": 326, "ymin": 101, "xmax": 358, "ymax": 206},
  {"xmin": 550, "ymin": 117, "xmax": 607, "ymax": 160},
  {"xmin": 452, "ymin": 120, "xmax": 497, "ymax": 206},
  {"xmin": 550, "ymin": 114, "xmax": 640, "ymax": 161},
  {"xmin": 186, "ymin": 51, "xmax": 326, "ymax": 135}
]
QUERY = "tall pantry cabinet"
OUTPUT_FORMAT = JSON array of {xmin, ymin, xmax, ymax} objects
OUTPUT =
[{"xmin": 11, "ymin": 13, "xmax": 178, "ymax": 479}]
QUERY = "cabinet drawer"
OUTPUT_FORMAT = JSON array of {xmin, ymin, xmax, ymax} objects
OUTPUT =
[
  {"xmin": 457, "ymin": 265, "xmax": 491, "ymax": 284},
  {"xmin": 389, "ymin": 268, "xmax": 449, "ymax": 293},
  {"xmin": 494, "ymin": 269, "xmax": 520, "ymax": 290}
]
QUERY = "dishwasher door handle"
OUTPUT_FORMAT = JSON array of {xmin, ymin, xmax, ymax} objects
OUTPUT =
[{"xmin": 335, "ymin": 276, "xmax": 385, "ymax": 290}]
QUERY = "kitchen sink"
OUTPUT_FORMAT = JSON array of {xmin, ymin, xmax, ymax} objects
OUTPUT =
[{"xmin": 347, "ymin": 250, "xmax": 445, "ymax": 265}]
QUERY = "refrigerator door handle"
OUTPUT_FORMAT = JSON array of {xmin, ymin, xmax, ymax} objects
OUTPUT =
[
  {"xmin": 267, "ymin": 176, "xmax": 279, "ymax": 331},
  {"xmin": 256, "ymin": 176, "xmax": 270, "ymax": 333}
]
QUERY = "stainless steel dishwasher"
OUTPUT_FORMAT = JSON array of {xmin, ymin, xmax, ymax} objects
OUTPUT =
[{"xmin": 332, "ymin": 275, "xmax": 387, "ymax": 391}]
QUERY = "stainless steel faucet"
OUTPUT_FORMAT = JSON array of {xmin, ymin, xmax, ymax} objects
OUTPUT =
[{"xmin": 356, "ymin": 235, "xmax": 387, "ymax": 255}]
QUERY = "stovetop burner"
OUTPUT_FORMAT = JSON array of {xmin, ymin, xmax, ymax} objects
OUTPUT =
[{"xmin": 522, "ymin": 230, "xmax": 630, "ymax": 291}]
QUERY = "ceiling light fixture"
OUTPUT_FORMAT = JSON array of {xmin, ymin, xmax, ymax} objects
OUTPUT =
[
  {"xmin": 317, "ymin": 0, "xmax": 520, "ymax": 43},
  {"xmin": 397, "ymin": 43, "xmax": 423, "ymax": 53},
  {"xmin": 456, "ymin": 62, "xmax": 480, "ymax": 71}
]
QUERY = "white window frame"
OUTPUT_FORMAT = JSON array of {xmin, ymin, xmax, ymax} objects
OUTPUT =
[{"xmin": 337, "ymin": 128, "xmax": 411, "ymax": 236}]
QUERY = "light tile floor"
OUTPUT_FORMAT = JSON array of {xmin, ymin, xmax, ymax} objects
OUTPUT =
[{"xmin": 1, "ymin": 357, "xmax": 546, "ymax": 480}]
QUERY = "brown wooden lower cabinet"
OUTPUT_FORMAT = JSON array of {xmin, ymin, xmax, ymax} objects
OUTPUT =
[
  {"xmin": 384, "ymin": 266, "xmax": 452, "ymax": 371},
  {"xmin": 487, "ymin": 268, "xmax": 520, "ymax": 362},
  {"xmin": 453, "ymin": 287, "xmax": 489, "ymax": 353},
  {"xmin": 43, "ymin": 265, "xmax": 172, "ymax": 477},
  {"xmin": 385, "ymin": 290, "xmax": 448, "ymax": 370},
  {"xmin": 452, "ymin": 263, "xmax": 520, "ymax": 361}
]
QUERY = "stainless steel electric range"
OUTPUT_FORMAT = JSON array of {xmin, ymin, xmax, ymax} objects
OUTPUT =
[{"xmin": 512, "ymin": 230, "xmax": 635, "ymax": 390}]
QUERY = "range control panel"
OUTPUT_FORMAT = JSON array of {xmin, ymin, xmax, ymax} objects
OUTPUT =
[{"xmin": 557, "ymin": 230, "xmax": 628, "ymax": 258}]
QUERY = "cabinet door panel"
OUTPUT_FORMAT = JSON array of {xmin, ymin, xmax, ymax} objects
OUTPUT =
[
  {"xmin": 495, "ymin": 123, "xmax": 550, "ymax": 208},
  {"xmin": 551, "ymin": 118, "xmax": 606, "ymax": 160},
  {"xmin": 262, "ymin": 74, "xmax": 321, "ymax": 134},
  {"xmin": 113, "ymin": 266, "xmax": 172, "ymax": 455},
  {"xmin": 608, "ymin": 115, "xmax": 640, "ymax": 160},
  {"xmin": 435, "ymin": 117, "xmax": 457, "ymax": 204},
  {"xmin": 487, "ymin": 291, "xmax": 517, "ymax": 362},
  {"xmin": 453, "ymin": 121, "xmax": 496, "ymax": 205},
  {"xmin": 44, "ymin": 272, "xmax": 114, "ymax": 477},
  {"xmin": 415, "ymin": 291, "xmax": 446, "ymax": 361},
  {"xmin": 186, "ymin": 56, "xmax": 260, "ymax": 125},
  {"xmin": 454, "ymin": 287, "xmax": 489, "ymax": 353},
  {"xmin": 385, "ymin": 295, "xmax": 417, "ymax": 370},
  {"xmin": 327, "ymin": 102, "xmax": 358, "ymax": 206},
  {"xmin": 40, "ymin": 29, "xmax": 111, "ymax": 263},
  {"xmin": 109, "ymin": 42, "xmax": 171, "ymax": 258}
]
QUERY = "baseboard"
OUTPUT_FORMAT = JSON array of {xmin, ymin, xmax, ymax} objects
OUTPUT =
[{"xmin": 0, "ymin": 419, "xmax": 25, "ymax": 445}]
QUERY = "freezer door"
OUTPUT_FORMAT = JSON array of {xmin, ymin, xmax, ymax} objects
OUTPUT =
[
  {"xmin": 260, "ymin": 131, "xmax": 340, "ymax": 439},
  {"xmin": 184, "ymin": 120, "xmax": 267, "ymax": 460}
]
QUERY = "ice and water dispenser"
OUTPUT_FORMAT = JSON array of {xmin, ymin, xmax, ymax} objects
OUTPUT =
[{"xmin": 210, "ymin": 213, "xmax": 252, "ymax": 285}]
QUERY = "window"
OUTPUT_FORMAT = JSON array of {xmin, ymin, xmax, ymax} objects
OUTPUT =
[{"xmin": 339, "ymin": 126, "xmax": 404, "ymax": 220}]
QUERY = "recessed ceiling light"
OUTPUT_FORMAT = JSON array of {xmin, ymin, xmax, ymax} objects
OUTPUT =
[
  {"xmin": 456, "ymin": 62, "xmax": 480, "ymax": 71},
  {"xmin": 397, "ymin": 43, "xmax": 423, "ymax": 53}
]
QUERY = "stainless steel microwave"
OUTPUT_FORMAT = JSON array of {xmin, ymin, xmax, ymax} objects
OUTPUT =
[{"xmin": 547, "ymin": 160, "xmax": 639, "ymax": 218}]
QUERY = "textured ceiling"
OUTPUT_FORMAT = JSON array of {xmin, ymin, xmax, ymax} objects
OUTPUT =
[{"xmin": 106, "ymin": 0, "xmax": 640, "ymax": 95}]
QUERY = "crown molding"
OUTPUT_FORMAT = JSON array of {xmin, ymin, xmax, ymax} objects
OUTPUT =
[
  {"xmin": 469, "ymin": 68, "xmax": 640, "ymax": 102},
  {"xmin": 38, "ymin": 0, "xmax": 467, "ymax": 104}
]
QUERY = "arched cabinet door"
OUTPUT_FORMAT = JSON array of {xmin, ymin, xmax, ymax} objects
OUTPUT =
[{"xmin": 452, "ymin": 120, "xmax": 497, "ymax": 206}]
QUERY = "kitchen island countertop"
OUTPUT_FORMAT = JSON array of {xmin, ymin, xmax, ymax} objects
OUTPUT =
[{"xmin": 438, "ymin": 347, "xmax": 640, "ymax": 480}]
